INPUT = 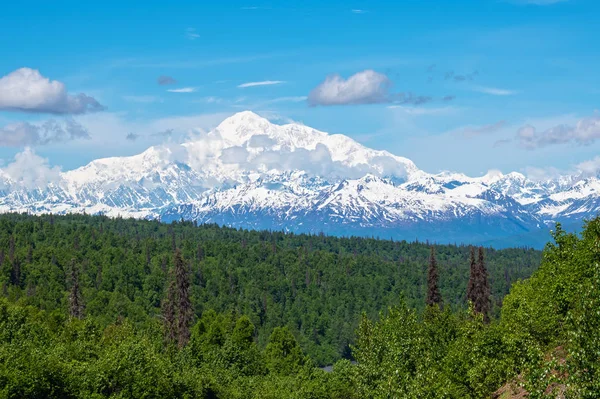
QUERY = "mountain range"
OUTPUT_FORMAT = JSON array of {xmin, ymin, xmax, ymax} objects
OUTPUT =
[{"xmin": 1, "ymin": 111, "xmax": 597, "ymax": 248}]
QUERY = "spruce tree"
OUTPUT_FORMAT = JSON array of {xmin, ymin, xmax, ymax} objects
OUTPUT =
[
  {"xmin": 10, "ymin": 257, "xmax": 21, "ymax": 287},
  {"xmin": 426, "ymin": 246, "xmax": 442, "ymax": 308},
  {"xmin": 175, "ymin": 248, "xmax": 192, "ymax": 347},
  {"xmin": 68, "ymin": 259, "xmax": 84, "ymax": 319},
  {"xmin": 467, "ymin": 246, "xmax": 478, "ymax": 307},
  {"xmin": 162, "ymin": 267, "xmax": 177, "ymax": 344},
  {"xmin": 477, "ymin": 246, "xmax": 491, "ymax": 322},
  {"xmin": 466, "ymin": 246, "xmax": 491, "ymax": 322}
]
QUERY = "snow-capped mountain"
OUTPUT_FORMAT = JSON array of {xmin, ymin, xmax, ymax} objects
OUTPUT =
[{"xmin": 0, "ymin": 111, "xmax": 598, "ymax": 248}]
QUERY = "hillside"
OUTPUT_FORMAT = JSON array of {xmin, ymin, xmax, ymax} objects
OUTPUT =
[
  {"xmin": 1, "ymin": 213, "xmax": 598, "ymax": 398},
  {"xmin": 0, "ymin": 213, "xmax": 539, "ymax": 366}
]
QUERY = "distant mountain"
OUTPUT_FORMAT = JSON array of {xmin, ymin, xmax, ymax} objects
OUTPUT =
[{"xmin": 1, "ymin": 111, "xmax": 597, "ymax": 248}]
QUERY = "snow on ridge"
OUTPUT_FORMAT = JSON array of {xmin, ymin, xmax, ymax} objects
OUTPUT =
[{"xmin": 0, "ymin": 110, "xmax": 597, "ymax": 236}]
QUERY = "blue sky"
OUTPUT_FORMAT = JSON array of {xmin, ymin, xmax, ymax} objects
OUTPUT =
[{"xmin": 0, "ymin": 0, "xmax": 599, "ymax": 177}]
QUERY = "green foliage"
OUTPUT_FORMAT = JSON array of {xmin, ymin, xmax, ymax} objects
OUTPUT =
[
  {"xmin": 264, "ymin": 327, "xmax": 306, "ymax": 376},
  {"xmin": 0, "ymin": 212, "xmax": 539, "ymax": 366},
  {"xmin": 12, "ymin": 212, "xmax": 600, "ymax": 398}
]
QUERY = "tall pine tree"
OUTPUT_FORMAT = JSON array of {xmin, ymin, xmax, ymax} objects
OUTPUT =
[
  {"xmin": 476, "ymin": 246, "xmax": 491, "ymax": 322},
  {"xmin": 467, "ymin": 247, "xmax": 477, "ymax": 307},
  {"xmin": 162, "ymin": 267, "xmax": 177, "ymax": 344},
  {"xmin": 175, "ymin": 248, "xmax": 193, "ymax": 347},
  {"xmin": 68, "ymin": 259, "xmax": 84, "ymax": 319},
  {"xmin": 426, "ymin": 246, "xmax": 442, "ymax": 308},
  {"xmin": 467, "ymin": 246, "xmax": 491, "ymax": 322}
]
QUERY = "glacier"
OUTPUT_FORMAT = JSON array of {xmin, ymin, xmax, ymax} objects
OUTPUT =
[{"xmin": 0, "ymin": 111, "xmax": 598, "ymax": 248}]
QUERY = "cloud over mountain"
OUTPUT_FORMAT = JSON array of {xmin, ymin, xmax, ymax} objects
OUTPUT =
[
  {"xmin": 0, "ymin": 147, "xmax": 62, "ymax": 190},
  {"xmin": 0, "ymin": 119, "xmax": 90, "ymax": 147},
  {"xmin": 0, "ymin": 68, "xmax": 105, "ymax": 114},
  {"xmin": 517, "ymin": 115, "xmax": 600, "ymax": 149}
]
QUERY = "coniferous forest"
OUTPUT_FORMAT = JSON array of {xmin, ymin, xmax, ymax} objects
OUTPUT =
[{"xmin": 0, "ymin": 212, "xmax": 598, "ymax": 398}]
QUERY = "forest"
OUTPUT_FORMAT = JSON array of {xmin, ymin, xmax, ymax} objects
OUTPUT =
[{"xmin": 0, "ymin": 212, "xmax": 597, "ymax": 398}]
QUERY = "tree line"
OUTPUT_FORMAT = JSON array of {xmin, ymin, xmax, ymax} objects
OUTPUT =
[
  {"xmin": 0, "ymin": 212, "xmax": 539, "ymax": 366},
  {"xmin": 6, "ymin": 212, "xmax": 593, "ymax": 398}
]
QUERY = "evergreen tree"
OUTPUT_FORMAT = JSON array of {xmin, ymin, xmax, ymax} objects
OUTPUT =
[
  {"xmin": 467, "ymin": 246, "xmax": 477, "ymax": 306},
  {"xmin": 175, "ymin": 248, "xmax": 192, "ymax": 347},
  {"xmin": 162, "ymin": 267, "xmax": 177, "ymax": 344},
  {"xmin": 426, "ymin": 246, "xmax": 442, "ymax": 307},
  {"xmin": 68, "ymin": 259, "xmax": 84, "ymax": 319},
  {"xmin": 476, "ymin": 246, "xmax": 491, "ymax": 322},
  {"xmin": 467, "ymin": 246, "xmax": 491, "ymax": 322}
]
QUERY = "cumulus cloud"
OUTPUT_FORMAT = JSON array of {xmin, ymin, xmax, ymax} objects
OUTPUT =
[
  {"xmin": 516, "ymin": 116, "xmax": 600, "ymax": 149},
  {"xmin": 523, "ymin": 155, "xmax": 600, "ymax": 182},
  {"xmin": 247, "ymin": 144, "xmax": 344, "ymax": 177},
  {"xmin": 237, "ymin": 80, "xmax": 285, "ymax": 88},
  {"xmin": 462, "ymin": 120, "xmax": 507, "ymax": 138},
  {"xmin": 214, "ymin": 139, "xmax": 408, "ymax": 180},
  {"xmin": 308, "ymin": 70, "xmax": 433, "ymax": 106},
  {"xmin": 524, "ymin": 165, "xmax": 565, "ymax": 181},
  {"xmin": 0, "ymin": 119, "xmax": 90, "ymax": 147},
  {"xmin": 308, "ymin": 70, "xmax": 392, "ymax": 106},
  {"xmin": 575, "ymin": 157, "xmax": 600, "ymax": 176},
  {"xmin": 221, "ymin": 146, "xmax": 250, "ymax": 164},
  {"xmin": 1, "ymin": 148, "xmax": 62, "ymax": 189},
  {"xmin": 157, "ymin": 75, "xmax": 177, "ymax": 85},
  {"xmin": 247, "ymin": 134, "xmax": 276, "ymax": 148},
  {"xmin": 0, "ymin": 68, "xmax": 105, "ymax": 114}
]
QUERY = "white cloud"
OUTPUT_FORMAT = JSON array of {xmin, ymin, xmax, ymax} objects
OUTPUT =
[
  {"xmin": 214, "ymin": 138, "xmax": 408, "ymax": 180},
  {"xmin": 0, "ymin": 119, "xmax": 90, "ymax": 147},
  {"xmin": 308, "ymin": 70, "xmax": 432, "ymax": 106},
  {"xmin": 247, "ymin": 134, "xmax": 276, "ymax": 148},
  {"xmin": 516, "ymin": 115, "xmax": 600, "ymax": 149},
  {"xmin": 237, "ymin": 80, "xmax": 285, "ymax": 88},
  {"xmin": 308, "ymin": 70, "xmax": 391, "ymax": 106},
  {"xmin": 0, "ymin": 68, "xmax": 105, "ymax": 114},
  {"xmin": 473, "ymin": 86, "xmax": 518, "ymax": 96},
  {"xmin": 351, "ymin": 9, "xmax": 366, "ymax": 13},
  {"xmin": 1, "ymin": 148, "xmax": 62, "ymax": 189},
  {"xmin": 575, "ymin": 156, "xmax": 600, "ymax": 176},
  {"xmin": 167, "ymin": 87, "xmax": 196, "ymax": 93},
  {"xmin": 523, "ymin": 166, "xmax": 564, "ymax": 181},
  {"xmin": 221, "ymin": 146, "xmax": 250, "ymax": 164}
]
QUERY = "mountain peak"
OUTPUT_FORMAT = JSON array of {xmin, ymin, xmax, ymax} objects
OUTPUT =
[
  {"xmin": 214, "ymin": 111, "xmax": 275, "ymax": 145},
  {"xmin": 218, "ymin": 111, "xmax": 271, "ymax": 128}
]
